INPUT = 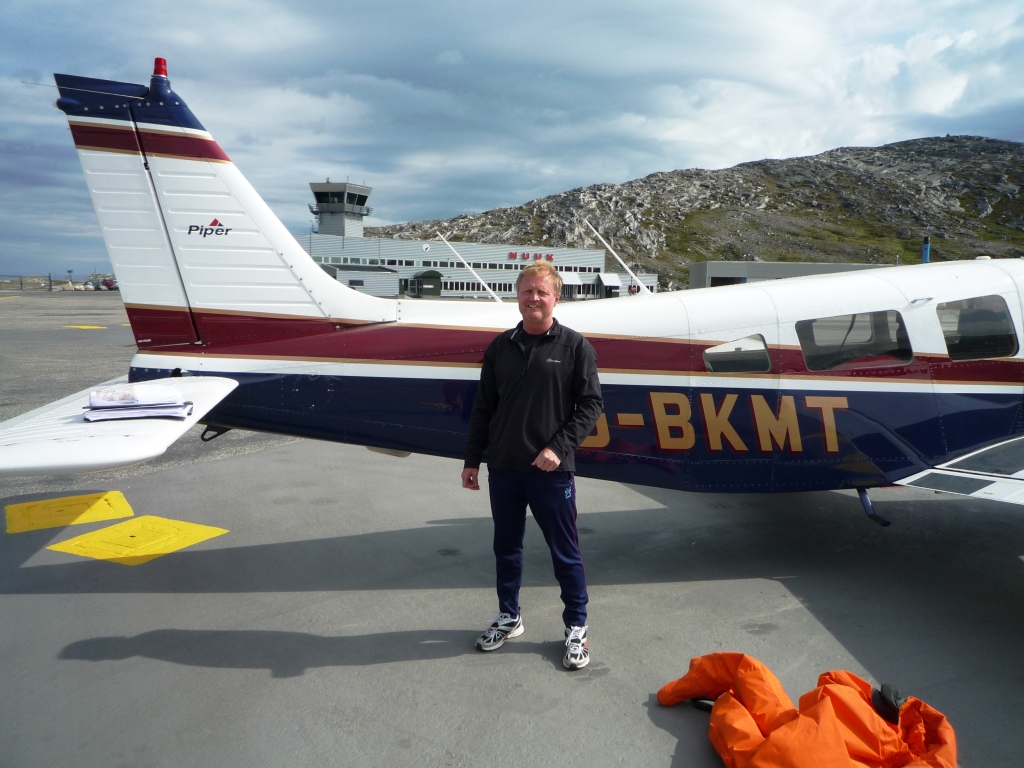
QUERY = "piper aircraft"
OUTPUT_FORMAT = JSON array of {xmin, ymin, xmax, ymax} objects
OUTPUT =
[{"xmin": 4, "ymin": 58, "xmax": 1024, "ymax": 520}]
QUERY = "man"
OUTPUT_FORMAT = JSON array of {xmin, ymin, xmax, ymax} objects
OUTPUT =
[{"xmin": 462, "ymin": 260, "xmax": 603, "ymax": 670}]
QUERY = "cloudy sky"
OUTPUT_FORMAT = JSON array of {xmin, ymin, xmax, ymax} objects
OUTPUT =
[{"xmin": 2, "ymin": 0, "xmax": 1022, "ymax": 276}]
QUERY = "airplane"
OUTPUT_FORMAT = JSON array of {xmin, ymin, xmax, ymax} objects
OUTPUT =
[{"xmin": 4, "ymin": 58, "xmax": 1024, "ymax": 524}]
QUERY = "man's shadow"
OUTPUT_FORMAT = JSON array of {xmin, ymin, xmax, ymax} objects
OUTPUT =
[{"xmin": 59, "ymin": 628, "xmax": 570, "ymax": 679}]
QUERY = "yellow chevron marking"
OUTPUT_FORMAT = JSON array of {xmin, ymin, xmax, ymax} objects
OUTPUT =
[
  {"xmin": 48, "ymin": 516, "xmax": 228, "ymax": 566},
  {"xmin": 6, "ymin": 492, "xmax": 133, "ymax": 533}
]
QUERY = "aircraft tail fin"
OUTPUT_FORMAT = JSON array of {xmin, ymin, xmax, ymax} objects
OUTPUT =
[{"xmin": 54, "ymin": 59, "xmax": 394, "ymax": 348}]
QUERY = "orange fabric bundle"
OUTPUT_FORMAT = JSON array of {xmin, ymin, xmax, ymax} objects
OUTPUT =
[{"xmin": 657, "ymin": 653, "xmax": 956, "ymax": 768}]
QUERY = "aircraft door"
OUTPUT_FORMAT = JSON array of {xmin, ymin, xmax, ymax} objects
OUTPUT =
[
  {"xmin": 930, "ymin": 281, "xmax": 1024, "ymax": 460},
  {"xmin": 684, "ymin": 287, "xmax": 779, "ymax": 493}
]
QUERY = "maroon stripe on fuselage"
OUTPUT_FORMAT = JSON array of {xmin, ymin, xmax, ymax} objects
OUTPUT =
[
  {"xmin": 193, "ymin": 310, "xmax": 344, "ymax": 344},
  {"xmin": 194, "ymin": 322, "xmax": 495, "ymax": 364},
  {"xmin": 137, "ymin": 130, "xmax": 230, "ymax": 162},
  {"xmin": 135, "ymin": 311, "xmax": 1024, "ymax": 384},
  {"xmin": 768, "ymin": 347, "xmax": 1023, "ymax": 383},
  {"xmin": 125, "ymin": 305, "xmax": 199, "ymax": 347},
  {"xmin": 926, "ymin": 357, "xmax": 1024, "ymax": 383},
  {"xmin": 70, "ymin": 122, "xmax": 141, "ymax": 154}
]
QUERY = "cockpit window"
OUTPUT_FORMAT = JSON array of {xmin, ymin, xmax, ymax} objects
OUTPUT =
[
  {"xmin": 703, "ymin": 335, "xmax": 772, "ymax": 373},
  {"xmin": 936, "ymin": 295, "xmax": 1018, "ymax": 361},
  {"xmin": 796, "ymin": 310, "xmax": 913, "ymax": 371}
]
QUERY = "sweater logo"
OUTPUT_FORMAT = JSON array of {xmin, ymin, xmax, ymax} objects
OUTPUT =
[{"xmin": 546, "ymin": 358, "xmax": 561, "ymax": 363}]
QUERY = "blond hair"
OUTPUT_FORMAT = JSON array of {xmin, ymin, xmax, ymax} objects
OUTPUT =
[{"xmin": 516, "ymin": 260, "xmax": 563, "ymax": 293}]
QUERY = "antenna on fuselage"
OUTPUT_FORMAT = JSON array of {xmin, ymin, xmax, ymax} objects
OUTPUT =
[
  {"xmin": 584, "ymin": 219, "xmax": 651, "ymax": 295},
  {"xmin": 436, "ymin": 231, "xmax": 503, "ymax": 304}
]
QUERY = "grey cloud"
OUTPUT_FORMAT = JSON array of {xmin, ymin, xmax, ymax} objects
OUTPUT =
[{"xmin": 1, "ymin": 0, "xmax": 1022, "ymax": 275}]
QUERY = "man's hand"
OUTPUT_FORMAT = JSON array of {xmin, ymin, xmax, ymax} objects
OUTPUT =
[
  {"xmin": 532, "ymin": 447, "xmax": 562, "ymax": 472},
  {"xmin": 462, "ymin": 467, "xmax": 480, "ymax": 490}
]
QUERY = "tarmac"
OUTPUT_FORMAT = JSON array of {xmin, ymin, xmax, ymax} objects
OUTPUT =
[{"xmin": 2, "ymin": 290, "xmax": 1024, "ymax": 767}]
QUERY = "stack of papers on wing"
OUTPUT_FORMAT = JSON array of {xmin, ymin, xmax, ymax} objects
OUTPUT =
[{"xmin": 83, "ymin": 383, "xmax": 193, "ymax": 421}]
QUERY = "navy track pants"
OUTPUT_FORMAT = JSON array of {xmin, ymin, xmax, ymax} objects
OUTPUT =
[{"xmin": 487, "ymin": 468, "xmax": 588, "ymax": 627}]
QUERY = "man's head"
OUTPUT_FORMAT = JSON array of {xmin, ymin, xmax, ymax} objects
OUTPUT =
[{"xmin": 517, "ymin": 261, "xmax": 562, "ymax": 332}]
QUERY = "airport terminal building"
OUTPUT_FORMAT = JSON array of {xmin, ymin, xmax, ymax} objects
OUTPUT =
[{"xmin": 297, "ymin": 181, "xmax": 657, "ymax": 300}]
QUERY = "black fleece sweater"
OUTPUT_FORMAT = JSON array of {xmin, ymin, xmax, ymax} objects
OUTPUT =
[{"xmin": 464, "ymin": 319, "xmax": 603, "ymax": 472}]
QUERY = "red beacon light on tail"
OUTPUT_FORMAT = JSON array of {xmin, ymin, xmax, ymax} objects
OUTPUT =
[{"xmin": 149, "ymin": 57, "xmax": 173, "ymax": 101}]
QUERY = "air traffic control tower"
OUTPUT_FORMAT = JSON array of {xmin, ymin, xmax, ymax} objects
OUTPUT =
[{"xmin": 308, "ymin": 180, "xmax": 372, "ymax": 237}]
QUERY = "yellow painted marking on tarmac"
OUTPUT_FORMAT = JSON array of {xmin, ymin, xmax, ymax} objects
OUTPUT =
[
  {"xmin": 64, "ymin": 325, "xmax": 107, "ymax": 329},
  {"xmin": 47, "ymin": 516, "xmax": 228, "ymax": 565},
  {"xmin": 121, "ymin": 323, "xmax": 132, "ymax": 326},
  {"xmin": 0, "ymin": 296, "xmax": 18, "ymax": 300},
  {"xmin": 6, "ymin": 492, "xmax": 134, "ymax": 533}
]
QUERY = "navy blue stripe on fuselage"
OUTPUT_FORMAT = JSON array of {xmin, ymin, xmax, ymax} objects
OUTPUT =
[{"xmin": 130, "ymin": 366, "xmax": 1023, "ymax": 494}]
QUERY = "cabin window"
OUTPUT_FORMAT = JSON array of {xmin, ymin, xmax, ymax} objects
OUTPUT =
[
  {"xmin": 703, "ymin": 335, "xmax": 772, "ymax": 373},
  {"xmin": 796, "ymin": 310, "xmax": 912, "ymax": 370},
  {"xmin": 936, "ymin": 295, "xmax": 1018, "ymax": 360}
]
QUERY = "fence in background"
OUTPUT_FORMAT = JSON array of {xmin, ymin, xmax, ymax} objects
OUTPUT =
[{"xmin": 0, "ymin": 275, "xmax": 54, "ymax": 291}]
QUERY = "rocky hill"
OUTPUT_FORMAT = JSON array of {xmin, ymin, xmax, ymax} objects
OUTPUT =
[{"xmin": 365, "ymin": 136, "xmax": 1024, "ymax": 288}]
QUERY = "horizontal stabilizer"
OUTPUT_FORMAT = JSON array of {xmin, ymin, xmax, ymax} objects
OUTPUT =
[
  {"xmin": 896, "ymin": 436, "xmax": 1024, "ymax": 505},
  {"xmin": 0, "ymin": 377, "xmax": 237, "ymax": 476}
]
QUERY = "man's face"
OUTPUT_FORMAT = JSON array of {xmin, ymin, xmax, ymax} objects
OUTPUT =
[{"xmin": 517, "ymin": 272, "xmax": 560, "ymax": 327}]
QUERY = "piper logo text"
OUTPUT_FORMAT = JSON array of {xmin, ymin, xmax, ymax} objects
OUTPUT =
[{"xmin": 187, "ymin": 219, "xmax": 232, "ymax": 237}]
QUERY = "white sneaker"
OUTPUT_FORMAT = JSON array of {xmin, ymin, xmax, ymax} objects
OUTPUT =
[
  {"xmin": 563, "ymin": 625, "xmax": 590, "ymax": 670},
  {"xmin": 476, "ymin": 613, "xmax": 524, "ymax": 651}
]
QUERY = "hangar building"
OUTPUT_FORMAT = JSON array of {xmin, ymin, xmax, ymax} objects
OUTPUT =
[{"xmin": 299, "ymin": 181, "xmax": 657, "ymax": 300}]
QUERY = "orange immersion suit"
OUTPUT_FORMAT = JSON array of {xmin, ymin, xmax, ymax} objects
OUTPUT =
[{"xmin": 657, "ymin": 653, "xmax": 955, "ymax": 768}]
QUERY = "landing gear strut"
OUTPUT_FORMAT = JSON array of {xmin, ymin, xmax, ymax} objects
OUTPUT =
[{"xmin": 858, "ymin": 488, "xmax": 890, "ymax": 527}]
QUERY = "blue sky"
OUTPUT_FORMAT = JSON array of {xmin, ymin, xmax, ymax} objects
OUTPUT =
[{"xmin": 2, "ymin": 0, "xmax": 1022, "ymax": 276}]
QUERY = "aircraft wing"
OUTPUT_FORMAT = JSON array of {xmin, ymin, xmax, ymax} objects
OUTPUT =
[
  {"xmin": 895, "ymin": 436, "xmax": 1024, "ymax": 505},
  {"xmin": 0, "ymin": 376, "xmax": 237, "ymax": 476}
]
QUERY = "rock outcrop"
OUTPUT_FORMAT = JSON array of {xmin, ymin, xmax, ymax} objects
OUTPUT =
[{"xmin": 365, "ymin": 136, "xmax": 1024, "ymax": 288}]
